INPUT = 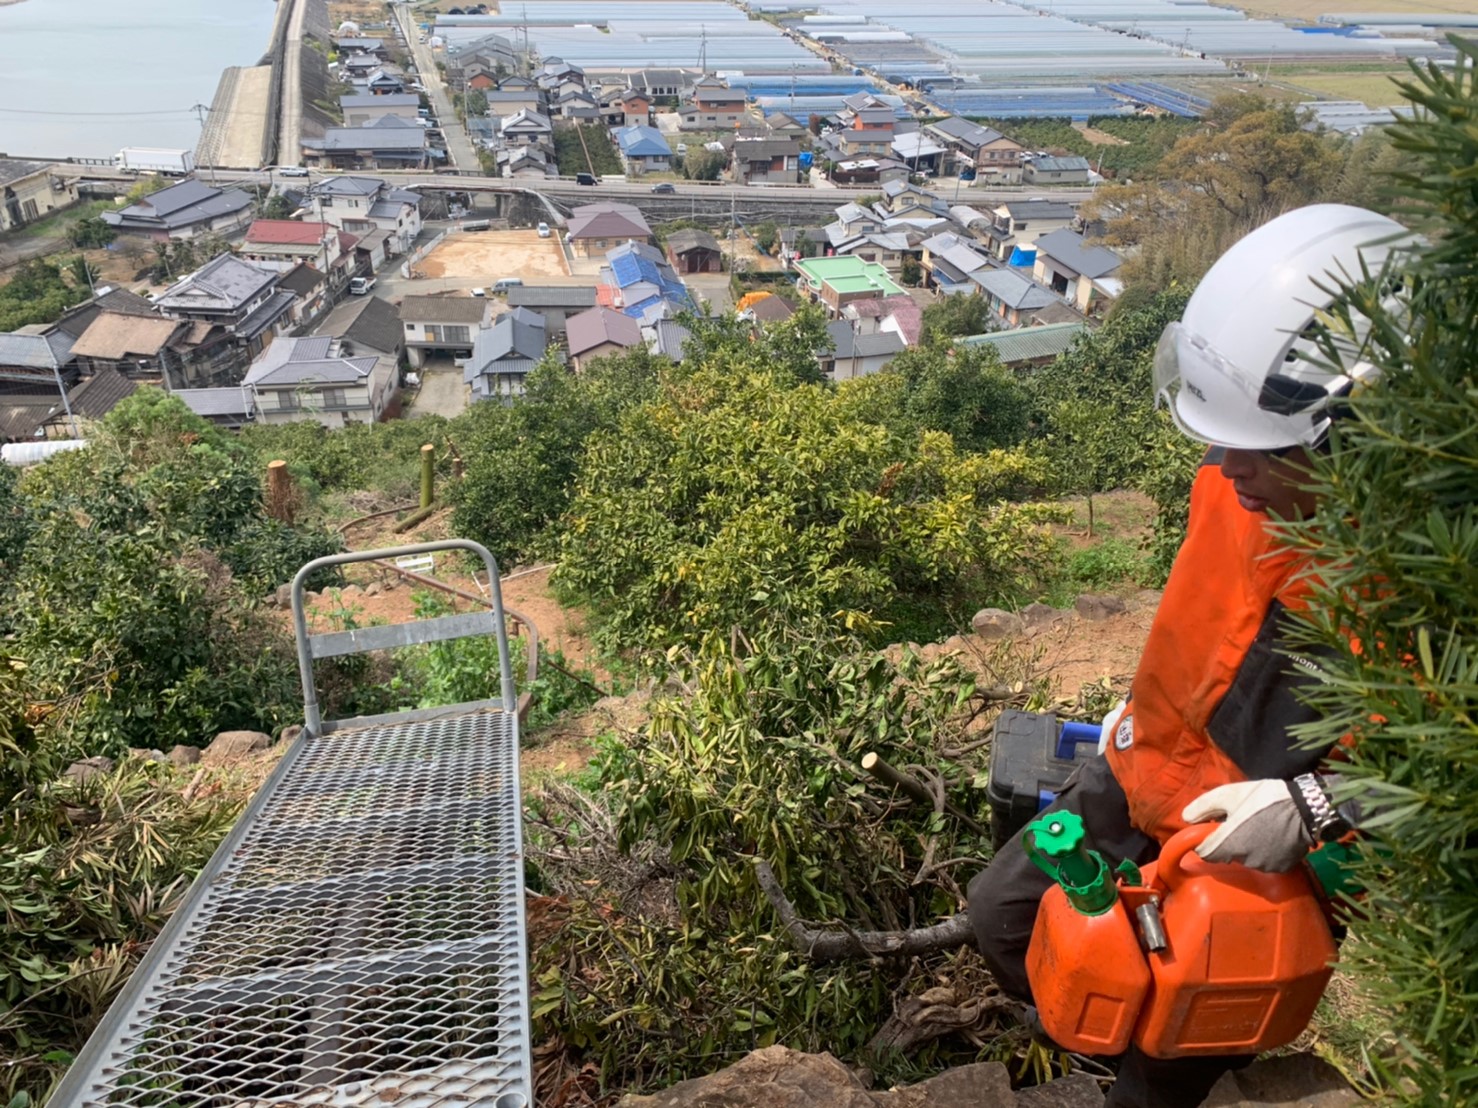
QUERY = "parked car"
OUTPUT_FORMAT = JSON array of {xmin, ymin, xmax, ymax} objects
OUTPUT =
[
  {"xmin": 349, "ymin": 276, "xmax": 376, "ymax": 295},
  {"xmin": 650, "ymin": 182, "xmax": 676, "ymax": 194},
  {"xmin": 491, "ymin": 277, "xmax": 524, "ymax": 294},
  {"xmin": 536, "ymin": 221, "xmax": 551, "ymax": 237},
  {"xmin": 279, "ymin": 166, "xmax": 309, "ymax": 178},
  {"xmin": 575, "ymin": 172, "xmax": 599, "ymax": 186},
  {"xmin": 470, "ymin": 287, "xmax": 487, "ymax": 297}
]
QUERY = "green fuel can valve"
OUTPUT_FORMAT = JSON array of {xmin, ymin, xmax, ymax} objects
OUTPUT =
[{"xmin": 1023, "ymin": 811, "xmax": 1118, "ymax": 916}]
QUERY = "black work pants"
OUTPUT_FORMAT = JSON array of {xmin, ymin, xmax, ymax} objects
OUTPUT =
[{"xmin": 966, "ymin": 756, "xmax": 1252, "ymax": 1108}]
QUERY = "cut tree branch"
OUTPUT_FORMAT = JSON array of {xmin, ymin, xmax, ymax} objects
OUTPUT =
[
  {"xmin": 754, "ymin": 859, "xmax": 975, "ymax": 962},
  {"xmin": 861, "ymin": 752, "xmax": 990, "ymax": 839}
]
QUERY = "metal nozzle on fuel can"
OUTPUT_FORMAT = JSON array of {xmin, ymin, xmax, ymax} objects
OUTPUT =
[{"xmin": 1135, "ymin": 900, "xmax": 1168, "ymax": 953}]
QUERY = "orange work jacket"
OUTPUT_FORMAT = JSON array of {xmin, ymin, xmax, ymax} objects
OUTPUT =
[{"xmin": 1105, "ymin": 460, "xmax": 1335, "ymax": 842}]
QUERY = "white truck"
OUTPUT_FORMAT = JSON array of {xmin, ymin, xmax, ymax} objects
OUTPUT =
[{"xmin": 116, "ymin": 147, "xmax": 196, "ymax": 176}]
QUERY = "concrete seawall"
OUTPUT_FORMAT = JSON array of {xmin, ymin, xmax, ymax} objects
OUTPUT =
[{"xmin": 195, "ymin": 0, "xmax": 329, "ymax": 171}]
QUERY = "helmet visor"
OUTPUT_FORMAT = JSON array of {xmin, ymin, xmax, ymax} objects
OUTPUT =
[{"xmin": 1154, "ymin": 322, "xmax": 1329, "ymax": 450}]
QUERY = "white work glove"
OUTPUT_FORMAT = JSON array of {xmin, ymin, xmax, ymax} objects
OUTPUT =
[{"xmin": 1181, "ymin": 780, "xmax": 1314, "ymax": 873}]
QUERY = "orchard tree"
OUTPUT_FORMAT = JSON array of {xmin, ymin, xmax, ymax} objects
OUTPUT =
[
  {"xmin": 554, "ymin": 360, "xmax": 1060, "ymax": 652},
  {"xmin": 919, "ymin": 292, "xmax": 993, "ymax": 346},
  {"xmin": 1087, "ymin": 94, "xmax": 1350, "ymax": 290}
]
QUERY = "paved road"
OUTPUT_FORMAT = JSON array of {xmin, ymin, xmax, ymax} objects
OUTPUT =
[{"xmin": 393, "ymin": 3, "xmax": 483, "ymax": 176}]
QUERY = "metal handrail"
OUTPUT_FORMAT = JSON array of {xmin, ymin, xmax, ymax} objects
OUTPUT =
[{"xmin": 292, "ymin": 539, "xmax": 516, "ymax": 735}]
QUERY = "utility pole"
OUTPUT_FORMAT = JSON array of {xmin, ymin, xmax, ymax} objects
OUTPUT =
[
  {"xmin": 51, "ymin": 358, "xmax": 79, "ymax": 440},
  {"xmin": 191, "ymin": 103, "xmax": 216, "ymax": 184}
]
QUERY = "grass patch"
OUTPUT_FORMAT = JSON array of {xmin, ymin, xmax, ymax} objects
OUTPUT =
[
  {"xmin": 10, "ymin": 199, "xmax": 112, "ymax": 241},
  {"xmin": 1281, "ymin": 71, "xmax": 1412, "ymax": 107}
]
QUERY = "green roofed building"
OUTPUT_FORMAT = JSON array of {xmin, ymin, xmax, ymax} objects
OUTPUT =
[
  {"xmin": 793, "ymin": 256, "xmax": 904, "ymax": 316},
  {"xmin": 960, "ymin": 321, "xmax": 1087, "ymax": 367}
]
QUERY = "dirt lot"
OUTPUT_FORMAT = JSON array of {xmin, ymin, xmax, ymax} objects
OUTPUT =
[{"xmin": 418, "ymin": 229, "xmax": 571, "ymax": 280}]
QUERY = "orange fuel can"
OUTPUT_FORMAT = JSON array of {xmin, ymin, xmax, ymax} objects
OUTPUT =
[
  {"xmin": 1131, "ymin": 824, "xmax": 1337, "ymax": 1059},
  {"xmin": 1023, "ymin": 812, "xmax": 1151, "ymax": 1055},
  {"xmin": 1022, "ymin": 816, "xmax": 1338, "ymax": 1061}
]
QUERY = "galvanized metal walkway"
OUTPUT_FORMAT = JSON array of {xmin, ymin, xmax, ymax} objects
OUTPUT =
[{"xmin": 51, "ymin": 542, "xmax": 533, "ymax": 1108}]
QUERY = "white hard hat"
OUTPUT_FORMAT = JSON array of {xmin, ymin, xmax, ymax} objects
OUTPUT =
[{"xmin": 1154, "ymin": 204, "xmax": 1411, "ymax": 451}]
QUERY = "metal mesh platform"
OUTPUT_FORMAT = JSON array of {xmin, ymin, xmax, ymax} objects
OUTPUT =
[{"xmin": 52, "ymin": 543, "xmax": 533, "ymax": 1108}]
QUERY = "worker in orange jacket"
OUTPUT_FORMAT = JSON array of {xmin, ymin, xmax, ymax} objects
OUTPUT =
[{"xmin": 968, "ymin": 204, "xmax": 1409, "ymax": 1107}]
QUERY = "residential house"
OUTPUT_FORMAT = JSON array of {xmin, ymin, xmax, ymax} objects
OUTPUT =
[
  {"xmin": 891, "ymin": 131, "xmax": 944, "ymax": 175},
  {"xmin": 764, "ymin": 111, "xmax": 808, "ymax": 138},
  {"xmin": 277, "ymin": 263, "xmax": 329, "ymax": 326},
  {"xmin": 552, "ymin": 86, "xmax": 601, "ymax": 122},
  {"xmin": 43, "ymin": 287, "xmax": 152, "ymax": 343},
  {"xmin": 879, "ymin": 180, "xmax": 949, "ymax": 221},
  {"xmin": 566, "ymin": 202, "xmax": 652, "ymax": 258},
  {"xmin": 0, "ymin": 365, "xmax": 137, "ymax": 443},
  {"xmin": 340, "ymin": 54, "xmax": 384, "ymax": 81},
  {"xmin": 314, "ymin": 288, "xmax": 404, "ymax": 359},
  {"xmin": 920, "ymin": 231, "xmax": 991, "ymax": 293},
  {"xmin": 362, "ymin": 68, "xmax": 408, "ymax": 96},
  {"xmin": 615, "ymin": 124, "xmax": 672, "ymax": 175},
  {"xmin": 314, "ymin": 295, "xmax": 404, "ymax": 418},
  {"xmin": 666, "ymin": 228, "xmax": 722, "ymax": 274},
  {"xmin": 829, "ymin": 157, "xmax": 909, "ymax": 187},
  {"xmin": 301, "ymin": 117, "xmax": 430, "ymax": 171},
  {"xmin": 680, "ymin": 77, "xmax": 747, "ymax": 131},
  {"xmin": 825, "ymin": 92, "xmax": 897, "ymax": 159},
  {"xmin": 0, "ymin": 330, "xmax": 78, "ymax": 394},
  {"xmin": 399, "ymin": 295, "xmax": 490, "ymax": 367},
  {"xmin": 823, "ymin": 226, "xmax": 913, "ymax": 272},
  {"xmin": 484, "ymin": 87, "xmax": 547, "ymax": 117},
  {"xmin": 336, "ymin": 36, "xmax": 391, "ymax": 60},
  {"xmin": 99, "ymin": 177, "xmax": 254, "ymax": 241},
  {"xmin": 1023, "ymin": 155, "xmax": 1091, "ymax": 185},
  {"xmin": 1032, "ymin": 228, "xmax": 1123, "ymax": 314},
  {"xmin": 841, "ymin": 294, "xmax": 922, "ymax": 348},
  {"xmin": 601, "ymin": 88, "xmax": 652, "ymax": 128},
  {"xmin": 925, "ymin": 118, "xmax": 1025, "ymax": 182},
  {"xmin": 310, "ymin": 176, "xmax": 423, "ymax": 255},
  {"xmin": 340, "ymin": 93, "xmax": 420, "ymax": 127},
  {"xmin": 821, "ymin": 319, "xmax": 904, "ymax": 381},
  {"xmin": 604, "ymin": 241, "xmax": 692, "ymax": 324},
  {"xmin": 968, "ymin": 266, "xmax": 1062, "ymax": 328},
  {"xmin": 737, "ymin": 292, "xmax": 795, "ymax": 325},
  {"xmin": 498, "ymin": 145, "xmax": 558, "ymax": 179},
  {"xmin": 646, "ymin": 317, "xmax": 693, "ymax": 362},
  {"xmin": 504, "ymin": 285, "xmax": 597, "ymax": 335},
  {"xmin": 793, "ymin": 256, "xmax": 904, "ymax": 315},
  {"xmin": 352, "ymin": 229, "xmax": 392, "ymax": 274},
  {"xmin": 536, "ymin": 60, "xmax": 586, "ymax": 91},
  {"xmin": 153, "ymin": 254, "xmax": 296, "ymax": 386},
  {"xmin": 466, "ymin": 307, "xmax": 558, "ymax": 403},
  {"xmin": 447, "ymin": 33, "xmax": 518, "ymax": 89},
  {"xmin": 243, "ymin": 336, "xmax": 396, "ymax": 427},
  {"xmin": 985, "ymin": 199, "xmax": 1077, "ymax": 261},
  {"xmin": 631, "ymin": 68, "xmax": 696, "ymax": 100},
  {"xmin": 565, "ymin": 306, "xmax": 642, "ymax": 370},
  {"xmin": 960, "ymin": 321, "xmax": 1087, "ymax": 368},
  {"xmin": 240, "ymin": 220, "xmax": 346, "ymax": 274},
  {"xmin": 175, "ymin": 386, "xmax": 257, "ymax": 429},
  {"xmin": 498, "ymin": 108, "xmax": 554, "ymax": 148},
  {"xmin": 67, "ymin": 312, "xmax": 187, "ymax": 382},
  {"xmin": 1, "ymin": 159, "xmax": 77, "ymax": 233},
  {"xmin": 730, "ymin": 136, "xmax": 801, "ymax": 185}
]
